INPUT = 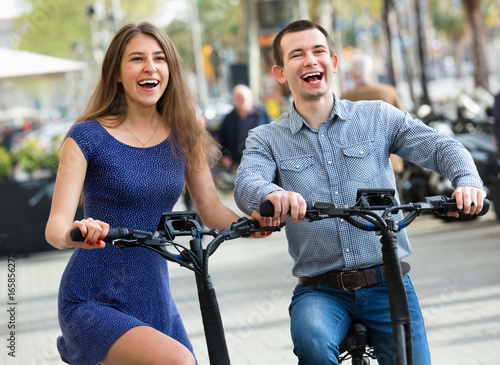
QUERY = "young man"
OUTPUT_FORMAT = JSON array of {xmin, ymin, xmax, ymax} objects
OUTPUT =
[{"xmin": 233, "ymin": 20, "xmax": 485, "ymax": 365}]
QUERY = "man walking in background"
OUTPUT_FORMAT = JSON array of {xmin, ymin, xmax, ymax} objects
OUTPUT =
[
  {"xmin": 341, "ymin": 52, "xmax": 405, "ymax": 177},
  {"xmin": 218, "ymin": 84, "xmax": 271, "ymax": 171}
]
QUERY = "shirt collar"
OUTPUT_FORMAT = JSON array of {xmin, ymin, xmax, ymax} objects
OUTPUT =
[{"xmin": 289, "ymin": 93, "xmax": 351, "ymax": 134}]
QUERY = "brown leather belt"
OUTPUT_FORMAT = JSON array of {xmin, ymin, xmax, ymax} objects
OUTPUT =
[{"xmin": 298, "ymin": 261, "xmax": 411, "ymax": 291}]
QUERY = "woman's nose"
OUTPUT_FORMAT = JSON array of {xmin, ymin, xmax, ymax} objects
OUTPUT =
[{"xmin": 143, "ymin": 58, "xmax": 157, "ymax": 73}]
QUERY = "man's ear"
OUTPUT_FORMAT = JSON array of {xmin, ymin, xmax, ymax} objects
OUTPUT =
[
  {"xmin": 331, "ymin": 54, "xmax": 339, "ymax": 74},
  {"xmin": 272, "ymin": 65, "xmax": 287, "ymax": 85}
]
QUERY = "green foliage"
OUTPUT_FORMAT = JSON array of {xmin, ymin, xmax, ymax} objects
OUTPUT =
[
  {"xmin": 9, "ymin": 136, "xmax": 62, "ymax": 178},
  {"xmin": 0, "ymin": 147, "xmax": 13, "ymax": 181},
  {"xmin": 12, "ymin": 139, "xmax": 45, "ymax": 175},
  {"xmin": 40, "ymin": 135, "xmax": 63, "ymax": 174},
  {"xmin": 429, "ymin": 0, "xmax": 466, "ymax": 40},
  {"xmin": 165, "ymin": 0, "xmax": 241, "ymax": 71},
  {"xmin": 12, "ymin": 0, "xmax": 161, "ymax": 60},
  {"xmin": 14, "ymin": 1, "xmax": 92, "ymax": 59}
]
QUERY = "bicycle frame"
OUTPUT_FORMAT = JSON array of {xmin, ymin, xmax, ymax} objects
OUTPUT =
[
  {"xmin": 260, "ymin": 189, "xmax": 490, "ymax": 365},
  {"xmin": 69, "ymin": 212, "xmax": 282, "ymax": 365}
]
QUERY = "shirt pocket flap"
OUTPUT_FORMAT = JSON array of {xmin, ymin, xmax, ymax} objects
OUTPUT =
[
  {"xmin": 342, "ymin": 141, "xmax": 375, "ymax": 158},
  {"xmin": 280, "ymin": 156, "xmax": 316, "ymax": 172}
]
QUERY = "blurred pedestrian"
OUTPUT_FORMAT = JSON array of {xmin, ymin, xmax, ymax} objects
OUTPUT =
[
  {"xmin": 494, "ymin": 90, "xmax": 500, "ymax": 150},
  {"xmin": 218, "ymin": 84, "xmax": 271, "ymax": 171},
  {"xmin": 341, "ymin": 52, "xmax": 405, "ymax": 176},
  {"xmin": 341, "ymin": 53, "xmax": 405, "ymax": 109},
  {"xmin": 45, "ymin": 21, "xmax": 274, "ymax": 365},
  {"xmin": 0, "ymin": 126, "xmax": 14, "ymax": 151}
]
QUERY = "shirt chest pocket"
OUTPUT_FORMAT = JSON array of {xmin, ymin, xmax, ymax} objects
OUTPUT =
[
  {"xmin": 279, "ymin": 156, "xmax": 316, "ymax": 196},
  {"xmin": 342, "ymin": 141, "xmax": 378, "ymax": 182}
]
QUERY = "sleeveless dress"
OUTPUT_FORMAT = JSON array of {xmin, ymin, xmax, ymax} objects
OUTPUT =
[{"xmin": 57, "ymin": 120, "xmax": 193, "ymax": 364}]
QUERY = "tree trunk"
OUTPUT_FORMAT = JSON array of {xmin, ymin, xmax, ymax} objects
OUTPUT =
[
  {"xmin": 415, "ymin": 0, "xmax": 431, "ymax": 106},
  {"xmin": 462, "ymin": 0, "xmax": 490, "ymax": 91},
  {"xmin": 382, "ymin": 0, "xmax": 396, "ymax": 87}
]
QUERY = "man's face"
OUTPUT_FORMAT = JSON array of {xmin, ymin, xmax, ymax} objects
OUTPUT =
[{"xmin": 272, "ymin": 28, "xmax": 338, "ymax": 102}]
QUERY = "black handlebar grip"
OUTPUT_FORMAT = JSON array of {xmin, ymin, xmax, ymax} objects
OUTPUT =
[
  {"xmin": 477, "ymin": 199, "xmax": 490, "ymax": 216},
  {"xmin": 259, "ymin": 200, "xmax": 316, "ymax": 217},
  {"xmin": 70, "ymin": 229, "xmax": 85, "ymax": 242},
  {"xmin": 448, "ymin": 198, "xmax": 491, "ymax": 216},
  {"xmin": 259, "ymin": 200, "xmax": 275, "ymax": 217},
  {"xmin": 70, "ymin": 227, "xmax": 129, "ymax": 242}
]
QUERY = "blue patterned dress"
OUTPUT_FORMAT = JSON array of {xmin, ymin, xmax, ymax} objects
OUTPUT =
[{"xmin": 57, "ymin": 120, "xmax": 193, "ymax": 364}]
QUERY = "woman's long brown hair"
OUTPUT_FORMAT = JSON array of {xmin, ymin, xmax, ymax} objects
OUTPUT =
[{"xmin": 75, "ymin": 21, "xmax": 215, "ymax": 171}]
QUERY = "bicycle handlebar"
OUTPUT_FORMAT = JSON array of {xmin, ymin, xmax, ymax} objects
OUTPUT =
[
  {"xmin": 259, "ymin": 194, "xmax": 490, "ymax": 232},
  {"xmin": 69, "ymin": 216, "xmax": 283, "ymax": 267},
  {"xmin": 71, "ymin": 227, "xmax": 131, "ymax": 242}
]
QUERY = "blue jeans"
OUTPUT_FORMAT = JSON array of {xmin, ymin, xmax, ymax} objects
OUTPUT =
[{"xmin": 289, "ymin": 272, "xmax": 431, "ymax": 365}]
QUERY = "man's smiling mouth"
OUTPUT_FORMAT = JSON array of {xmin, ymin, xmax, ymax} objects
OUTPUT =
[{"xmin": 302, "ymin": 72, "xmax": 323, "ymax": 83}]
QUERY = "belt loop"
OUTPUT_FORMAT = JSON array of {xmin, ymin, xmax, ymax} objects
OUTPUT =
[
  {"xmin": 375, "ymin": 264, "xmax": 385, "ymax": 284},
  {"xmin": 321, "ymin": 272, "xmax": 329, "ymax": 287}
]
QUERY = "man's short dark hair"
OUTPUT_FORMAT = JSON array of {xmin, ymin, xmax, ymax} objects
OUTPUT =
[{"xmin": 272, "ymin": 19, "xmax": 334, "ymax": 67}]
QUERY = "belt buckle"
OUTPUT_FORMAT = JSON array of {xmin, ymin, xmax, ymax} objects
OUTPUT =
[{"xmin": 338, "ymin": 270, "xmax": 361, "ymax": 291}]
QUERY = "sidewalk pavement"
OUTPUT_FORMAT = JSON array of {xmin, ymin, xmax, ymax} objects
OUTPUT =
[{"xmin": 1, "ymin": 191, "xmax": 499, "ymax": 365}]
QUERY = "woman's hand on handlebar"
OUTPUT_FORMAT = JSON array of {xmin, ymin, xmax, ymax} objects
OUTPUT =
[
  {"xmin": 449, "ymin": 186, "xmax": 487, "ymax": 217},
  {"xmin": 67, "ymin": 218, "xmax": 109, "ymax": 249},
  {"xmin": 265, "ymin": 191, "xmax": 307, "ymax": 224},
  {"xmin": 249, "ymin": 211, "xmax": 281, "ymax": 237}
]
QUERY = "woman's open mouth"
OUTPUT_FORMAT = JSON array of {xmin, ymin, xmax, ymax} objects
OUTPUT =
[{"xmin": 138, "ymin": 79, "xmax": 159, "ymax": 89}]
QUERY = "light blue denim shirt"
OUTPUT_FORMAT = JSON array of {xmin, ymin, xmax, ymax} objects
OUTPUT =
[{"xmin": 234, "ymin": 95, "xmax": 483, "ymax": 277}]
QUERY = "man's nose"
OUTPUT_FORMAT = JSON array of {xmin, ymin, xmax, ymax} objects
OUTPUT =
[{"xmin": 304, "ymin": 52, "xmax": 318, "ymax": 66}]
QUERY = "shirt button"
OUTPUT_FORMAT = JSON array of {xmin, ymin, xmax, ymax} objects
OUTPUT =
[
  {"xmin": 345, "ymin": 248, "xmax": 350, "ymax": 253},
  {"xmin": 344, "ymin": 205, "xmax": 349, "ymax": 208},
  {"xmin": 296, "ymin": 165, "xmax": 300, "ymax": 169},
  {"xmin": 359, "ymin": 151, "xmax": 364, "ymax": 155},
  {"xmin": 340, "ymin": 218, "xmax": 344, "ymax": 222},
  {"xmin": 334, "ymin": 191, "xmax": 339, "ymax": 195},
  {"xmin": 321, "ymin": 134, "xmax": 325, "ymax": 138},
  {"xmin": 328, "ymin": 161, "xmax": 332, "ymax": 165}
]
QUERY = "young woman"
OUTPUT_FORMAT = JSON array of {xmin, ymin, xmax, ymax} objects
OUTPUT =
[{"xmin": 46, "ymin": 22, "xmax": 273, "ymax": 365}]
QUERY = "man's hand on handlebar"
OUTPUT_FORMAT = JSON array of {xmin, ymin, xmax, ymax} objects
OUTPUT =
[
  {"xmin": 67, "ymin": 218, "xmax": 109, "ymax": 249},
  {"xmin": 449, "ymin": 186, "xmax": 487, "ymax": 218},
  {"xmin": 265, "ymin": 191, "xmax": 307, "ymax": 224}
]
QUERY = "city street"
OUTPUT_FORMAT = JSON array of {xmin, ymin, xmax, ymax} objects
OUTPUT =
[{"xmin": 1, "ymin": 192, "xmax": 499, "ymax": 365}]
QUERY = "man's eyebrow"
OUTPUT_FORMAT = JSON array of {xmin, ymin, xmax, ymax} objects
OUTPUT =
[{"xmin": 287, "ymin": 44, "xmax": 327, "ymax": 56}]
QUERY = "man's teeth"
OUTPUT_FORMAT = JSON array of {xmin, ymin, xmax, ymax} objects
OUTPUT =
[{"xmin": 303, "ymin": 73, "xmax": 321, "ymax": 79}]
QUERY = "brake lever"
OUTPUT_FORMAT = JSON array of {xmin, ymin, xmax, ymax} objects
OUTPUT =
[
  {"xmin": 112, "ymin": 233, "xmax": 163, "ymax": 249},
  {"xmin": 248, "ymin": 223, "xmax": 285, "ymax": 234},
  {"xmin": 112, "ymin": 239, "xmax": 139, "ymax": 248}
]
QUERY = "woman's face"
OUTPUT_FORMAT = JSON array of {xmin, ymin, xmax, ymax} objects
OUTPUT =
[{"xmin": 118, "ymin": 33, "xmax": 169, "ymax": 109}]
